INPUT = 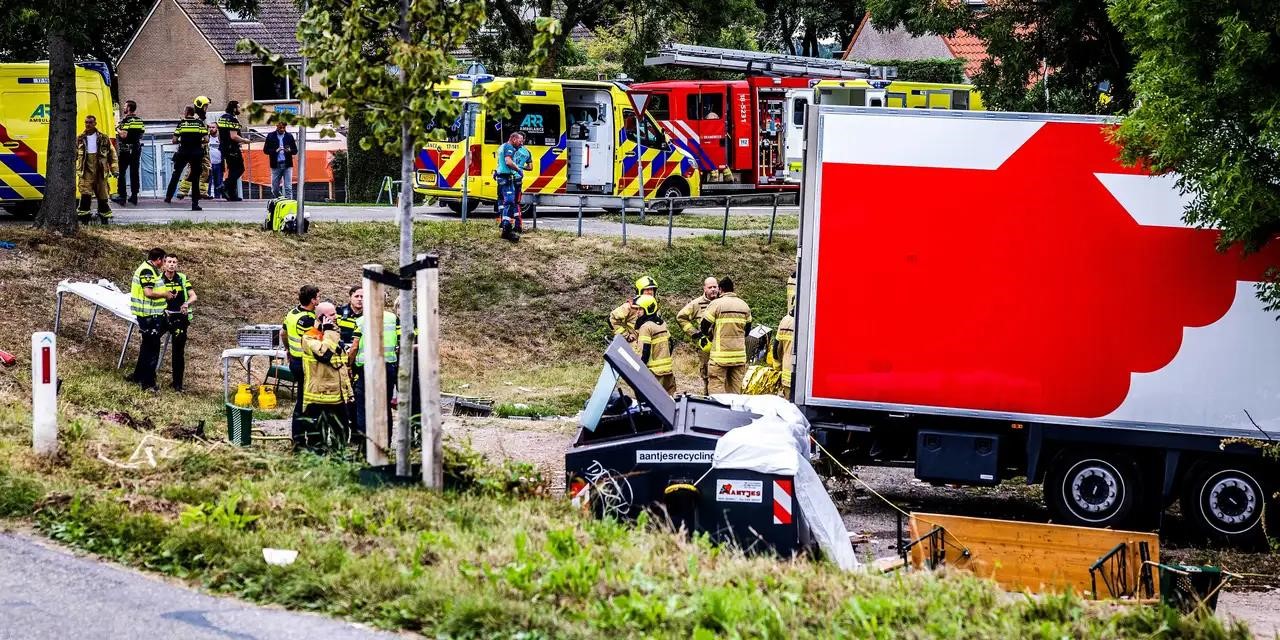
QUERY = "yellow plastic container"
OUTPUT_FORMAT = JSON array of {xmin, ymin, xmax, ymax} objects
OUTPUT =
[
  {"xmin": 233, "ymin": 383, "xmax": 254, "ymax": 408},
  {"xmin": 257, "ymin": 385, "xmax": 278, "ymax": 410}
]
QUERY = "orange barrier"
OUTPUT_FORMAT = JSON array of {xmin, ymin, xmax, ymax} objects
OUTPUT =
[{"xmin": 242, "ymin": 147, "xmax": 334, "ymax": 186}]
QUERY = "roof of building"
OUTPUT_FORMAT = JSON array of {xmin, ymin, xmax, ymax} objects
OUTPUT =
[
  {"xmin": 842, "ymin": 12, "xmax": 990, "ymax": 80},
  {"xmin": 175, "ymin": 0, "xmax": 301, "ymax": 63}
]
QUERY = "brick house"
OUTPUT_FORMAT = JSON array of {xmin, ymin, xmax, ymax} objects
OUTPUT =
[
  {"xmin": 117, "ymin": 0, "xmax": 310, "ymax": 122},
  {"xmin": 842, "ymin": 12, "xmax": 989, "ymax": 80}
]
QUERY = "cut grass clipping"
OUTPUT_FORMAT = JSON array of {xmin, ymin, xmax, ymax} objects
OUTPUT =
[{"xmin": 0, "ymin": 413, "xmax": 1252, "ymax": 639}]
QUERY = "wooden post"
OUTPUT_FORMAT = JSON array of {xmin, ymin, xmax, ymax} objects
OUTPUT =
[
  {"xmin": 415, "ymin": 253, "xmax": 443, "ymax": 488},
  {"xmin": 361, "ymin": 264, "xmax": 389, "ymax": 466}
]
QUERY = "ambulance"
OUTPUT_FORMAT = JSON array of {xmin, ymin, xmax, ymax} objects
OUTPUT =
[
  {"xmin": 0, "ymin": 62, "xmax": 116, "ymax": 216},
  {"xmin": 414, "ymin": 76, "xmax": 701, "ymax": 215}
]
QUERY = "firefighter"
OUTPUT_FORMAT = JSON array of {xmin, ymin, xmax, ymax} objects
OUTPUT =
[
  {"xmin": 164, "ymin": 107, "xmax": 207, "ymax": 211},
  {"xmin": 700, "ymin": 277, "xmax": 752, "ymax": 395},
  {"xmin": 298, "ymin": 302, "xmax": 355, "ymax": 451},
  {"xmin": 126, "ymin": 248, "xmax": 173, "ymax": 392},
  {"xmin": 113, "ymin": 100, "xmax": 144, "ymax": 206},
  {"xmin": 609, "ymin": 276, "xmax": 658, "ymax": 342},
  {"xmin": 634, "ymin": 294, "xmax": 676, "ymax": 396},
  {"xmin": 280, "ymin": 285, "xmax": 319, "ymax": 439},
  {"xmin": 75, "ymin": 114, "xmax": 117, "ymax": 224},
  {"xmin": 218, "ymin": 100, "xmax": 249, "ymax": 201},
  {"xmin": 677, "ymin": 276, "xmax": 720, "ymax": 394},
  {"xmin": 774, "ymin": 309, "xmax": 795, "ymax": 401},
  {"xmin": 177, "ymin": 97, "xmax": 212, "ymax": 201}
]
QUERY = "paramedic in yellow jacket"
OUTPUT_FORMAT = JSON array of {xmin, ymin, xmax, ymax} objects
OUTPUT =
[
  {"xmin": 76, "ymin": 115, "xmax": 118, "ymax": 224},
  {"xmin": 700, "ymin": 277, "xmax": 752, "ymax": 395},
  {"xmin": 609, "ymin": 275, "xmax": 658, "ymax": 342},
  {"xmin": 298, "ymin": 302, "xmax": 356, "ymax": 451},
  {"xmin": 634, "ymin": 294, "xmax": 677, "ymax": 396}
]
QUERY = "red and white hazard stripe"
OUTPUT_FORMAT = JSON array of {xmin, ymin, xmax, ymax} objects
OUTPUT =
[{"xmin": 772, "ymin": 479, "xmax": 793, "ymax": 525}]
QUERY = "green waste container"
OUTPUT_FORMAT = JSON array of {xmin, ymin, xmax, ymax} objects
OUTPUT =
[
  {"xmin": 226, "ymin": 403, "xmax": 253, "ymax": 446},
  {"xmin": 1158, "ymin": 564, "xmax": 1223, "ymax": 613}
]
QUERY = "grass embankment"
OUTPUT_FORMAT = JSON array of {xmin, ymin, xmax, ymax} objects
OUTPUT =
[
  {"xmin": 602, "ymin": 212, "xmax": 800, "ymax": 231},
  {"xmin": 0, "ymin": 410, "xmax": 1249, "ymax": 638},
  {"xmin": 0, "ymin": 222, "xmax": 1251, "ymax": 637}
]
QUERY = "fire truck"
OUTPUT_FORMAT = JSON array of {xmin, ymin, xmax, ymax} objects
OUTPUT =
[{"xmin": 636, "ymin": 45, "xmax": 983, "ymax": 192}]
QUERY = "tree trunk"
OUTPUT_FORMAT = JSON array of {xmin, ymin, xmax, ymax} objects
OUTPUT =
[
  {"xmin": 395, "ymin": 0, "xmax": 415, "ymax": 478},
  {"xmin": 36, "ymin": 28, "xmax": 78, "ymax": 235}
]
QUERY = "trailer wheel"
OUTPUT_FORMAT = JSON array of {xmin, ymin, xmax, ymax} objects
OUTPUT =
[
  {"xmin": 1181, "ymin": 463, "xmax": 1268, "ymax": 546},
  {"xmin": 1045, "ymin": 451, "xmax": 1142, "ymax": 529}
]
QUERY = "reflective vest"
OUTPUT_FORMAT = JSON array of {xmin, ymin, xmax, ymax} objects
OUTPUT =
[
  {"xmin": 776, "ymin": 313, "xmax": 795, "ymax": 386},
  {"xmin": 129, "ymin": 262, "xmax": 166, "ymax": 317},
  {"xmin": 162, "ymin": 272, "xmax": 195, "ymax": 319},
  {"xmin": 283, "ymin": 305, "xmax": 316, "ymax": 358},
  {"xmin": 638, "ymin": 320, "xmax": 673, "ymax": 376},
  {"xmin": 702, "ymin": 292, "xmax": 752, "ymax": 366},
  {"xmin": 355, "ymin": 311, "xmax": 399, "ymax": 366}
]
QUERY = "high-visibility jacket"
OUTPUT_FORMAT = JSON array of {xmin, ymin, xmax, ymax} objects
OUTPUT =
[
  {"xmin": 676, "ymin": 295, "xmax": 713, "ymax": 336},
  {"xmin": 775, "ymin": 313, "xmax": 795, "ymax": 386},
  {"xmin": 118, "ymin": 114, "xmax": 145, "ymax": 145},
  {"xmin": 637, "ymin": 318, "xmax": 673, "ymax": 376},
  {"xmin": 283, "ymin": 305, "xmax": 316, "ymax": 358},
  {"xmin": 355, "ymin": 311, "xmax": 400, "ymax": 366},
  {"xmin": 609, "ymin": 298, "xmax": 642, "ymax": 339},
  {"xmin": 336, "ymin": 304, "xmax": 361, "ymax": 345},
  {"xmin": 301, "ymin": 328, "xmax": 353, "ymax": 409},
  {"xmin": 701, "ymin": 292, "xmax": 752, "ymax": 366},
  {"xmin": 129, "ymin": 261, "xmax": 166, "ymax": 318},
  {"xmin": 160, "ymin": 272, "xmax": 195, "ymax": 319}
]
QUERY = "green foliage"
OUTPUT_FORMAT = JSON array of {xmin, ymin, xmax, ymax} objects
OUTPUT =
[
  {"xmin": 1109, "ymin": 0, "xmax": 1280, "ymax": 306},
  {"xmin": 494, "ymin": 403, "xmax": 560, "ymax": 419},
  {"xmin": 866, "ymin": 58, "xmax": 966, "ymax": 84},
  {"xmin": 758, "ymin": 0, "xmax": 864, "ymax": 58},
  {"xmin": 867, "ymin": 0, "xmax": 1131, "ymax": 113},
  {"xmin": 0, "ymin": 469, "xmax": 41, "ymax": 517},
  {"xmin": 178, "ymin": 494, "xmax": 261, "ymax": 530}
]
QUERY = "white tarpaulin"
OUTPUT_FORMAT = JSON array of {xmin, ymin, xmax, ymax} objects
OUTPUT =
[
  {"xmin": 56, "ymin": 279, "xmax": 134, "ymax": 324},
  {"xmin": 710, "ymin": 394, "xmax": 859, "ymax": 570}
]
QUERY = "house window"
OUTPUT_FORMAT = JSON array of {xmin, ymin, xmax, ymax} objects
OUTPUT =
[{"xmin": 252, "ymin": 65, "xmax": 298, "ymax": 102}]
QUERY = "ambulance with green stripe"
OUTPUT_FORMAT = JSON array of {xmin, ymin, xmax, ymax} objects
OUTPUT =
[
  {"xmin": 1, "ymin": 62, "xmax": 116, "ymax": 216},
  {"xmin": 415, "ymin": 76, "xmax": 700, "ymax": 215}
]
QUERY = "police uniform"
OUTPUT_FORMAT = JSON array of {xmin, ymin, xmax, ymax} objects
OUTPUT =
[
  {"xmin": 284, "ymin": 305, "xmax": 317, "ymax": 436},
  {"xmin": 219, "ymin": 111, "xmax": 245, "ymax": 200},
  {"xmin": 701, "ymin": 292, "xmax": 753, "ymax": 394},
  {"xmin": 336, "ymin": 303, "xmax": 361, "ymax": 348},
  {"xmin": 115, "ymin": 113, "xmax": 145, "ymax": 204},
  {"xmin": 161, "ymin": 271, "xmax": 195, "ymax": 391},
  {"xmin": 165, "ymin": 116, "xmax": 206, "ymax": 209},
  {"xmin": 128, "ymin": 261, "xmax": 167, "ymax": 390},
  {"xmin": 76, "ymin": 130, "xmax": 117, "ymax": 223},
  {"xmin": 178, "ymin": 104, "xmax": 211, "ymax": 200},
  {"xmin": 352, "ymin": 311, "xmax": 399, "ymax": 445}
]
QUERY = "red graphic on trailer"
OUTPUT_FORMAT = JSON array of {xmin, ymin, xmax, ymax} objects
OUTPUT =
[{"xmin": 811, "ymin": 122, "xmax": 1279, "ymax": 418}]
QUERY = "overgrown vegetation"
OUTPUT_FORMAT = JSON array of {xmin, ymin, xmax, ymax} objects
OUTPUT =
[
  {"xmin": 866, "ymin": 58, "xmax": 966, "ymax": 84},
  {"xmin": 0, "ymin": 411, "xmax": 1252, "ymax": 638}
]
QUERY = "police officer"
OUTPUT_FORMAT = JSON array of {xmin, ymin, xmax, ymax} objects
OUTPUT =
[
  {"xmin": 160, "ymin": 254, "xmax": 197, "ymax": 392},
  {"xmin": 281, "ymin": 285, "xmax": 319, "ymax": 438},
  {"xmin": 677, "ymin": 276, "xmax": 720, "ymax": 394},
  {"xmin": 218, "ymin": 101, "xmax": 248, "ymax": 201},
  {"xmin": 336, "ymin": 285, "xmax": 363, "ymax": 348},
  {"xmin": 700, "ymin": 277, "xmax": 753, "ymax": 394},
  {"xmin": 164, "ymin": 106, "xmax": 206, "ymax": 211},
  {"xmin": 127, "ymin": 248, "xmax": 174, "ymax": 392},
  {"xmin": 113, "ymin": 100, "xmax": 144, "ymax": 206},
  {"xmin": 178, "ymin": 96, "xmax": 212, "ymax": 201}
]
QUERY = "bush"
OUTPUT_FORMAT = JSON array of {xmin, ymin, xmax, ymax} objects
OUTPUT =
[
  {"xmin": 344, "ymin": 116, "xmax": 401, "ymax": 202},
  {"xmin": 867, "ymin": 58, "xmax": 967, "ymax": 84}
]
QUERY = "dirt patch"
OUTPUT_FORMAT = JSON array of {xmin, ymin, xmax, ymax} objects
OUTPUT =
[{"xmin": 444, "ymin": 416, "xmax": 575, "ymax": 491}]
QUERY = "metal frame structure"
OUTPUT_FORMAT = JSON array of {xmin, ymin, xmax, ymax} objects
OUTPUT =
[{"xmin": 644, "ymin": 44, "xmax": 872, "ymax": 79}]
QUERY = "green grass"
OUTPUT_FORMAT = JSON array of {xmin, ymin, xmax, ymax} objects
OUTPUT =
[
  {"xmin": 0, "ymin": 414, "xmax": 1251, "ymax": 639},
  {"xmin": 602, "ymin": 213, "xmax": 800, "ymax": 231}
]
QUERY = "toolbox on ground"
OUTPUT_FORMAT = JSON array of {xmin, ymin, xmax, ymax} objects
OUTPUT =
[{"xmin": 565, "ymin": 337, "xmax": 812, "ymax": 557}]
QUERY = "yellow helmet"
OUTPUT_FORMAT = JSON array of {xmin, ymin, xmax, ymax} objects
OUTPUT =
[
  {"xmin": 194, "ymin": 95, "xmax": 210, "ymax": 109},
  {"xmin": 635, "ymin": 294, "xmax": 658, "ymax": 316},
  {"xmin": 634, "ymin": 275, "xmax": 658, "ymax": 294}
]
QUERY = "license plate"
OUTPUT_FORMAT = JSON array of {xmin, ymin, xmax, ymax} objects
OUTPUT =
[{"xmin": 420, "ymin": 172, "xmax": 437, "ymax": 187}]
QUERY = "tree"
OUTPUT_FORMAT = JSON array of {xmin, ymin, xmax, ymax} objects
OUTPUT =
[
  {"xmin": 1108, "ymin": 1, "xmax": 1280, "ymax": 301},
  {"xmin": 241, "ymin": 0, "xmax": 554, "ymax": 479},
  {"xmin": 468, "ymin": 0, "xmax": 605, "ymax": 75},
  {"xmin": 758, "ymin": 0, "xmax": 864, "ymax": 58},
  {"xmin": 866, "ymin": 0, "xmax": 1133, "ymax": 113}
]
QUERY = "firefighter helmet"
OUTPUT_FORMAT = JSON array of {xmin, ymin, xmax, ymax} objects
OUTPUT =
[
  {"xmin": 635, "ymin": 294, "xmax": 658, "ymax": 316},
  {"xmin": 194, "ymin": 95, "xmax": 210, "ymax": 109},
  {"xmin": 634, "ymin": 275, "xmax": 658, "ymax": 294}
]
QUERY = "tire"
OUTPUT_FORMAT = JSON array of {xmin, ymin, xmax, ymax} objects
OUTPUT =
[
  {"xmin": 1180, "ymin": 463, "xmax": 1268, "ymax": 546},
  {"xmin": 5, "ymin": 202, "xmax": 38, "ymax": 218},
  {"xmin": 443, "ymin": 199, "xmax": 479, "ymax": 216},
  {"xmin": 654, "ymin": 179, "xmax": 688, "ymax": 215},
  {"xmin": 1045, "ymin": 450, "xmax": 1143, "ymax": 529}
]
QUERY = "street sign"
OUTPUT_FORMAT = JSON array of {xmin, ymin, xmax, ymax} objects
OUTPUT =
[{"xmin": 630, "ymin": 92, "xmax": 651, "ymax": 116}]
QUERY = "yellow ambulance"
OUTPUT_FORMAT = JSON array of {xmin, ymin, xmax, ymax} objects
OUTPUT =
[
  {"xmin": 415, "ymin": 76, "xmax": 701, "ymax": 214},
  {"xmin": 1, "ymin": 62, "xmax": 116, "ymax": 216},
  {"xmin": 812, "ymin": 78, "xmax": 984, "ymax": 110}
]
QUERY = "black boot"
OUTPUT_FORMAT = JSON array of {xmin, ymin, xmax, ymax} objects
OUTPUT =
[
  {"xmin": 77, "ymin": 195, "xmax": 92, "ymax": 224},
  {"xmin": 97, "ymin": 199, "xmax": 113, "ymax": 224},
  {"xmin": 128, "ymin": 194, "xmax": 138, "ymax": 205}
]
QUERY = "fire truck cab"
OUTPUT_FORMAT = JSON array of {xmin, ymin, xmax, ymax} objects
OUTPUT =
[{"xmin": 633, "ymin": 77, "xmax": 814, "ymax": 191}]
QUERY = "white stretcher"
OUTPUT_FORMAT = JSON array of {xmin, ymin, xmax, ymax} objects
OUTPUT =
[{"xmin": 53, "ymin": 279, "xmax": 170, "ymax": 369}]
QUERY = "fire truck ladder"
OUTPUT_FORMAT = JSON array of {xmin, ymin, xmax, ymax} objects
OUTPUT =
[{"xmin": 644, "ymin": 44, "xmax": 872, "ymax": 79}]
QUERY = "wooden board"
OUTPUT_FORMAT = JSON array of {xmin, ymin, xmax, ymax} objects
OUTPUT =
[{"xmin": 907, "ymin": 512, "xmax": 1159, "ymax": 597}]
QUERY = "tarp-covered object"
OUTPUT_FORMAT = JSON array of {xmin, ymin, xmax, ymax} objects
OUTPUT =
[
  {"xmin": 711, "ymin": 394, "xmax": 859, "ymax": 570},
  {"xmin": 56, "ymin": 279, "xmax": 135, "ymax": 324}
]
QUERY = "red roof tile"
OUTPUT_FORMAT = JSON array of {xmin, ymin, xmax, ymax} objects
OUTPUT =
[{"xmin": 941, "ymin": 30, "xmax": 989, "ymax": 78}]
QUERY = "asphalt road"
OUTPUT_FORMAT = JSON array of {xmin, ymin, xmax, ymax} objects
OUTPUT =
[
  {"xmin": 0, "ymin": 532, "xmax": 396, "ymax": 640},
  {"xmin": 1, "ymin": 200, "xmax": 799, "ymax": 242}
]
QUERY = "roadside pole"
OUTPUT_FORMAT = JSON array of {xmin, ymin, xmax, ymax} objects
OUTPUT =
[
  {"xmin": 629, "ymin": 93, "xmax": 651, "ymax": 213},
  {"xmin": 415, "ymin": 253, "xmax": 443, "ymax": 488},
  {"xmin": 295, "ymin": 5, "xmax": 308, "ymax": 235},
  {"xmin": 460, "ymin": 103, "xmax": 476, "ymax": 223},
  {"xmin": 361, "ymin": 265, "xmax": 389, "ymax": 466},
  {"xmin": 31, "ymin": 332, "xmax": 57, "ymax": 455}
]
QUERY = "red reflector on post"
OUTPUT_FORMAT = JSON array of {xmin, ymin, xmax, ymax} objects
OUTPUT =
[{"xmin": 40, "ymin": 347, "xmax": 51, "ymax": 384}]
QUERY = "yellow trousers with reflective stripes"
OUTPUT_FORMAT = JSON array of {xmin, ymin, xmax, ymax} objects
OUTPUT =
[{"xmin": 708, "ymin": 364, "xmax": 746, "ymax": 395}]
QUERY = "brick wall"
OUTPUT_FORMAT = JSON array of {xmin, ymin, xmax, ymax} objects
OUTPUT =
[{"xmin": 117, "ymin": 0, "xmax": 228, "ymax": 122}]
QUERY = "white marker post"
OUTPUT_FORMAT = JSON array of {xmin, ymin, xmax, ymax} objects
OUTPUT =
[{"xmin": 31, "ymin": 332, "xmax": 58, "ymax": 455}]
